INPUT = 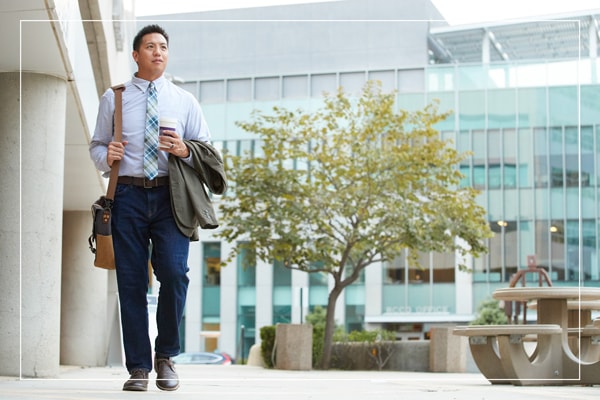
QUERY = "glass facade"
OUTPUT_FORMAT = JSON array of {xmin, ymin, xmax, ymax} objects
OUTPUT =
[
  {"xmin": 308, "ymin": 263, "xmax": 329, "ymax": 311},
  {"xmin": 237, "ymin": 246, "xmax": 256, "ymax": 360},
  {"xmin": 192, "ymin": 58, "xmax": 600, "ymax": 346},
  {"xmin": 201, "ymin": 242, "xmax": 221, "ymax": 352},
  {"xmin": 273, "ymin": 260, "xmax": 292, "ymax": 324}
]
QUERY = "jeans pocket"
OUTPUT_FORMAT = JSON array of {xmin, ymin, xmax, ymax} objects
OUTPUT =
[{"xmin": 115, "ymin": 183, "xmax": 133, "ymax": 196}]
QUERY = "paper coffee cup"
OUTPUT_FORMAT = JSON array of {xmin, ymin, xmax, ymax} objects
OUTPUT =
[{"xmin": 159, "ymin": 117, "xmax": 177, "ymax": 148}]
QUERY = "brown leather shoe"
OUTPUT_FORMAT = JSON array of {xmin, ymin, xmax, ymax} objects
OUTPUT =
[
  {"xmin": 123, "ymin": 369, "xmax": 149, "ymax": 391},
  {"xmin": 155, "ymin": 357, "xmax": 180, "ymax": 391}
]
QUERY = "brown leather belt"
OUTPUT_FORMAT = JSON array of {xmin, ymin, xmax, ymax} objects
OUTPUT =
[{"xmin": 117, "ymin": 176, "xmax": 169, "ymax": 188}]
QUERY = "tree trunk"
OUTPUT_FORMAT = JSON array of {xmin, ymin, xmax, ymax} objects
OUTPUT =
[{"xmin": 320, "ymin": 285, "xmax": 343, "ymax": 369}]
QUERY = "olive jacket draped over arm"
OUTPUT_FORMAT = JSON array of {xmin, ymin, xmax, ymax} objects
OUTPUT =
[{"xmin": 168, "ymin": 140, "xmax": 227, "ymax": 241}]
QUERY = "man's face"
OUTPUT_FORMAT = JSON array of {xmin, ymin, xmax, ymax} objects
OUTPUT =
[{"xmin": 132, "ymin": 32, "xmax": 168, "ymax": 80}]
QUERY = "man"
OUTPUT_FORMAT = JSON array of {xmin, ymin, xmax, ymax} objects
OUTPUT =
[{"xmin": 89, "ymin": 24, "xmax": 211, "ymax": 392}]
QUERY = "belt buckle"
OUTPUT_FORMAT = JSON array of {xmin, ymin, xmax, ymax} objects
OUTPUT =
[{"xmin": 143, "ymin": 178, "xmax": 155, "ymax": 188}]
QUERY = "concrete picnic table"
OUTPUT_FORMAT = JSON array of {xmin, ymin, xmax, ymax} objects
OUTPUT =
[
  {"xmin": 492, "ymin": 286, "xmax": 600, "ymax": 385},
  {"xmin": 454, "ymin": 286, "xmax": 600, "ymax": 386}
]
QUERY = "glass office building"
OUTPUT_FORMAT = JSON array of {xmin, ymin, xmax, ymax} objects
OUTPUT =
[{"xmin": 142, "ymin": 1, "xmax": 600, "ymax": 357}]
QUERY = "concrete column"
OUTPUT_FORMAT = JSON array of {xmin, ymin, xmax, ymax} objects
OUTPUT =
[
  {"xmin": 455, "ymin": 241, "xmax": 473, "ymax": 316},
  {"xmin": 589, "ymin": 17, "xmax": 597, "ymax": 59},
  {"xmin": 0, "ymin": 72, "xmax": 23, "ymax": 376},
  {"xmin": 482, "ymin": 30, "xmax": 490, "ymax": 64},
  {"xmin": 19, "ymin": 72, "xmax": 67, "ymax": 377},
  {"xmin": 291, "ymin": 269, "xmax": 308, "ymax": 324},
  {"xmin": 255, "ymin": 258, "xmax": 273, "ymax": 341},
  {"xmin": 331, "ymin": 274, "xmax": 345, "ymax": 326},
  {"xmin": 185, "ymin": 241, "xmax": 202, "ymax": 352},
  {"xmin": 365, "ymin": 261, "xmax": 383, "ymax": 318},
  {"xmin": 60, "ymin": 211, "xmax": 110, "ymax": 366},
  {"xmin": 219, "ymin": 240, "xmax": 238, "ymax": 356}
]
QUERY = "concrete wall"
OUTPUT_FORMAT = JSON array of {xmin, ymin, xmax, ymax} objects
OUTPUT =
[
  {"xmin": 331, "ymin": 341, "xmax": 430, "ymax": 371},
  {"xmin": 139, "ymin": 0, "xmax": 446, "ymax": 81}
]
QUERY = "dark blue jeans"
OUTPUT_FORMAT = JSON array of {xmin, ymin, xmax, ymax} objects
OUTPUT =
[{"xmin": 112, "ymin": 183, "xmax": 190, "ymax": 372}]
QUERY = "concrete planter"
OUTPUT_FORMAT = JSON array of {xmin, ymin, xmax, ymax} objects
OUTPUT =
[{"xmin": 275, "ymin": 324, "xmax": 313, "ymax": 371}]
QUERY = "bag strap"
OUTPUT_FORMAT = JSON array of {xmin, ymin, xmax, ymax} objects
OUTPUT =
[{"xmin": 106, "ymin": 84, "xmax": 126, "ymax": 201}]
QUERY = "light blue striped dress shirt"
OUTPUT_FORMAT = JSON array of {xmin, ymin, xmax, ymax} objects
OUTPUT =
[{"xmin": 89, "ymin": 74, "xmax": 211, "ymax": 178}]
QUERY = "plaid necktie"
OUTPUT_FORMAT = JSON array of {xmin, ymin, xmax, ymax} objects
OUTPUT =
[{"xmin": 143, "ymin": 82, "xmax": 159, "ymax": 180}]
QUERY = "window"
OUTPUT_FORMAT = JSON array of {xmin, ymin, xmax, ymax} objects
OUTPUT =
[
  {"xmin": 203, "ymin": 242, "xmax": 221, "ymax": 286},
  {"xmin": 272, "ymin": 260, "xmax": 292, "ymax": 324},
  {"xmin": 534, "ymin": 127, "xmax": 549, "ymax": 188},
  {"xmin": 202, "ymin": 242, "xmax": 221, "ymax": 330},
  {"xmin": 489, "ymin": 220, "xmax": 518, "ymax": 281},
  {"xmin": 255, "ymin": 77, "xmax": 279, "ymax": 101},
  {"xmin": 368, "ymin": 70, "xmax": 395, "ymax": 93},
  {"xmin": 237, "ymin": 246, "xmax": 256, "ymax": 286},
  {"xmin": 311, "ymin": 74, "xmax": 336, "ymax": 97},
  {"xmin": 283, "ymin": 75, "xmax": 308, "ymax": 98},
  {"xmin": 200, "ymin": 80, "xmax": 224, "ymax": 103},
  {"xmin": 339, "ymin": 72, "xmax": 365, "ymax": 96},
  {"xmin": 273, "ymin": 260, "xmax": 292, "ymax": 286},
  {"xmin": 431, "ymin": 252, "xmax": 455, "ymax": 283},
  {"xmin": 384, "ymin": 253, "xmax": 405, "ymax": 284},
  {"xmin": 398, "ymin": 69, "xmax": 425, "ymax": 93},
  {"xmin": 227, "ymin": 79, "xmax": 252, "ymax": 102}
]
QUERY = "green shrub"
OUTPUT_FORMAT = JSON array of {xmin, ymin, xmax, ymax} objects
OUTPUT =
[
  {"xmin": 259, "ymin": 325, "xmax": 276, "ymax": 368},
  {"xmin": 336, "ymin": 329, "xmax": 396, "ymax": 343},
  {"xmin": 311, "ymin": 324, "xmax": 325, "ymax": 369},
  {"xmin": 305, "ymin": 305, "xmax": 327, "ymax": 330},
  {"xmin": 470, "ymin": 298, "xmax": 508, "ymax": 325}
]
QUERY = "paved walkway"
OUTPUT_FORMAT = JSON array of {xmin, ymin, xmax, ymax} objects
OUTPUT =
[{"xmin": 1, "ymin": 365, "xmax": 599, "ymax": 399}]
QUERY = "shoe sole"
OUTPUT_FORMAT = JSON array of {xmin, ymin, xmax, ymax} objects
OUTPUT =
[
  {"xmin": 156, "ymin": 381, "xmax": 180, "ymax": 391},
  {"xmin": 123, "ymin": 385, "xmax": 148, "ymax": 391}
]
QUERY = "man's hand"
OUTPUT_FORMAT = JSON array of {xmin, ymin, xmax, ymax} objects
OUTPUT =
[
  {"xmin": 107, "ymin": 140, "xmax": 128, "ymax": 167},
  {"xmin": 159, "ymin": 131, "xmax": 190, "ymax": 158}
]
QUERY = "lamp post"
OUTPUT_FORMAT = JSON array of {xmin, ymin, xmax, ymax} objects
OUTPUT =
[
  {"xmin": 498, "ymin": 220, "xmax": 508, "ymax": 280},
  {"xmin": 240, "ymin": 325, "xmax": 245, "ymax": 365},
  {"xmin": 549, "ymin": 225, "xmax": 558, "ymax": 279}
]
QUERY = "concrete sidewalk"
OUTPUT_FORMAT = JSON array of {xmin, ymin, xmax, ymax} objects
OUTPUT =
[{"xmin": 1, "ymin": 365, "xmax": 599, "ymax": 400}]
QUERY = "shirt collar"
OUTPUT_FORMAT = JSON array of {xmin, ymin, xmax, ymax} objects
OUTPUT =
[{"xmin": 132, "ymin": 74, "xmax": 166, "ymax": 93}]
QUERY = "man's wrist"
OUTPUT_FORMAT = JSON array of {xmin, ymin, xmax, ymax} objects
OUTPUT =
[{"xmin": 180, "ymin": 145, "xmax": 190, "ymax": 158}]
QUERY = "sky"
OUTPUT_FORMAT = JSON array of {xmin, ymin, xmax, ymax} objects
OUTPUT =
[{"xmin": 134, "ymin": 0, "xmax": 600, "ymax": 25}]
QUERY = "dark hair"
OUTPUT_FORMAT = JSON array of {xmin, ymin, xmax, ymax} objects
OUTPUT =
[{"xmin": 132, "ymin": 24, "xmax": 169, "ymax": 51}]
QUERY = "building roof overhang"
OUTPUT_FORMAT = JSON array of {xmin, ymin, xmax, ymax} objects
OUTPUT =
[
  {"xmin": 365, "ymin": 314, "xmax": 474, "ymax": 324},
  {"xmin": 429, "ymin": 10, "xmax": 600, "ymax": 64}
]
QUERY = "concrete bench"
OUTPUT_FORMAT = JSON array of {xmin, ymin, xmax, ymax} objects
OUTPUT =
[
  {"xmin": 567, "ymin": 326, "xmax": 600, "ymax": 336},
  {"xmin": 567, "ymin": 324, "xmax": 600, "ymax": 362},
  {"xmin": 454, "ymin": 324, "xmax": 562, "ymax": 347},
  {"xmin": 453, "ymin": 324, "xmax": 562, "ymax": 384}
]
